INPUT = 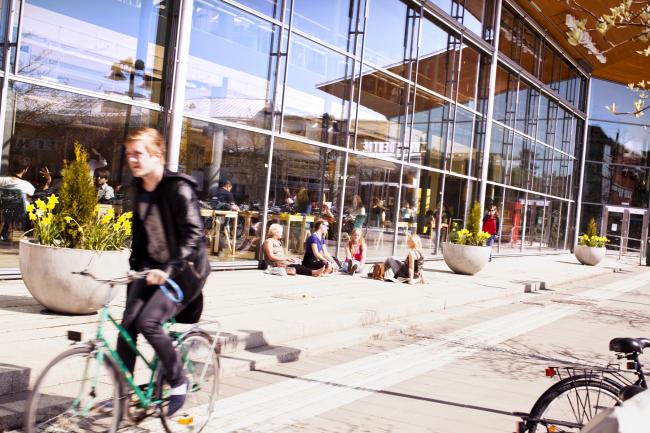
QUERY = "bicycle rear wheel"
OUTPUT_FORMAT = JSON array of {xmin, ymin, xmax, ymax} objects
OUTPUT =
[
  {"xmin": 159, "ymin": 331, "xmax": 220, "ymax": 433},
  {"xmin": 24, "ymin": 345, "xmax": 123, "ymax": 433},
  {"xmin": 526, "ymin": 376, "xmax": 621, "ymax": 432}
]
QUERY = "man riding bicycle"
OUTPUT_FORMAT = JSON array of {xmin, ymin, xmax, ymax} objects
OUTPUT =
[{"xmin": 118, "ymin": 128, "xmax": 210, "ymax": 416}]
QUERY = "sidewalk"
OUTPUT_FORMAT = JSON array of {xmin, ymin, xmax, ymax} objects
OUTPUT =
[{"xmin": 0, "ymin": 252, "xmax": 646, "ymax": 430}]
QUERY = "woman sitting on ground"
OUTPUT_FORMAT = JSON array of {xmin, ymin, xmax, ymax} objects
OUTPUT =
[
  {"xmin": 383, "ymin": 234, "xmax": 424, "ymax": 284},
  {"xmin": 263, "ymin": 223, "xmax": 325, "ymax": 277},
  {"xmin": 341, "ymin": 228, "xmax": 366, "ymax": 275},
  {"xmin": 303, "ymin": 219, "xmax": 338, "ymax": 272}
]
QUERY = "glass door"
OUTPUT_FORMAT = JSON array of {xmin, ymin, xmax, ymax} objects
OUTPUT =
[{"xmin": 601, "ymin": 206, "xmax": 649, "ymax": 257}]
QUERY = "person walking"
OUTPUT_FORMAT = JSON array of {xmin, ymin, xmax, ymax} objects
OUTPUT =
[
  {"xmin": 482, "ymin": 205, "xmax": 500, "ymax": 262},
  {"xmin": 117, "ymin": 128, "xmax": 210, "ymax": 416}
]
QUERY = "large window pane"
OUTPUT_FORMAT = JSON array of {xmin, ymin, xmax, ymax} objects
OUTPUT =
[
  {"xmin": 583, "ymin": 162, "xmax": 649, "ymax": 208},
  {"xmin": 355, "ymin": 68, "xmax": 408, "ymax": 157},
  {"xmin": 524, "ymin": 194, "xmax": 544, "ymax": 250},
  {"xmin": 364, "ymin": 0, "xmax": 417, "ymax": 74},
  {"xmin": 282, "ymin": 35, "xmax": 354, "ymax": 146},
  {"xmin": 344, "ymin": 154, "xmax": 400, "ymax": 257},
  {"xmin": 411, "ymin": 92, "xmax": 451, "ymax": 169},
  {"xmin": 488, "ymin": 123, "xmax": 509, "ymax": 183},
  {"xmin": 236, "ymin": 0, "xmax": 283, "ymax": 20},
  {"xmin": 458, "ymin": 45, "xmax": 480, "ymax": 110},
  {"xmin": 292, "ymin": 0, "xmax": 363, "ymax": 53},
  {"xmin": 20, "ymin": 0, "xmax": 169, "ymax": 104},
  {"xmin": 417, "ymin": 17, "xmax": 458, "ymax": 99},
  {"xmin": 501, "ymin": 187, "xmax": 525, "ymax": 250},
  {"xmin": 395, "ymin": 166, "xmax": 420, "ymax": 256},
  {"xmin": 2, "ymin": 81, "xmax": 159, "ymax": 206},
  {"xmin": 493, "ymin": 66, "xmax": 517, "ymax": 128},
  {"xmin": 415, "ymin": 169, "xmax": 443, "ymax": 253},
  {"xmin": 186, "ymin": 1, "xmax": 280, "ymax": 129},
  {"xmin": 179, "ymin": 120, "xmax": 270, "ymax": 261},
  {"xmin": 450, "ymin": 107, "xmax": 474, "ymax": 175},
  {"xmin": 442, "ymin": 176, "xmax": 473, "ymax": 230},
  {"xmin": 269, "ymin": 139, "xmax": 345, "ymax": 258}
]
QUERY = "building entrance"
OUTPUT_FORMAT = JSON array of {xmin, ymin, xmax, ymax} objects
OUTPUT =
[{"xmin": 601, "ymin": 206, "xmax": 649, "ymax": 258}]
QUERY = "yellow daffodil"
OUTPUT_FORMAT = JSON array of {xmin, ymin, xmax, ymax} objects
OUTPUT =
[
  {"xmin": 101, "ymin": 213, "xmax": 113, "ymax": 224},
  {"xmin": 36, "ymin": 209, "xmax": 44, "ymax": 218},
  {"xmin": 26, "ymin": 203, "xmax": 35, "ymax": 213},
  {"xmin": 35, "ymin": 198, "xmax": 47, "ymax": 211},
  {"xmin": 28, "ymin": 213, "xmax": 37, "ymax": 221},
  {"xmin": 94, "ymin": 204, "xmax": 100, "ymax": 215},
  {"xmin": 64, "ymin": 216, "xmax": 73, "ymax": 223},
  {"xmin": 46, "ymin": 194, "xmax": 59, "ymax": 210},
  {"xmin": 112, "ymin": 221, "xmax": 122, "ymax": 232},
  {"xmin": 41, "ymin": 214, "xmax": 52, "ymax": 225}
]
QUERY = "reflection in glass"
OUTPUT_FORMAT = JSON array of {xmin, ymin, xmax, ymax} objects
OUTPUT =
[
  {"xmin": 515, "ymin": 81, "xmax": 539, "ymax": 136},
  {"xmin": 589, "ymin": 79, "xmax": 650, "ymax": 126},
  {"xmin": 493, "ymin": 66, "xmax": 517, "ymax": 128},
  {"xmin": 511, "ymin": 135, "xmax": 533, "ymax": 189},
  {"xmin": 186, "ymin": 1, "xmax": 280, "ymax": 129},
  {"xmin": 344, "ymin": 154, "xmax": 400, "ymax": 258},
  {"xmin": 415, "ymin": 170, "xmax": 444, "ymax": 253},
  {"xmin": 587, "ymin": 122, "xmax": 650, "ymax": 168},
  {"xmin": 488, "ymin": 124, "xmax": 509, "ymax": 183},
  {"xmin": 458, "ymin": 45, "xmax": 480, "ymax": 110},
  {"xmin": 282, "ymin": 35, "xmax": 354, "ymax": 146},
  {"xmin": 179, "ymin": 119, "xmax": 270, "ymax": 261},
  {"xmin": 417, "ymin": 17, "xmax": 458, "ymax": 99},
  {"xmin": 292, "ymin": 0, "xmax": 363, "ymax": 53},
  {"xmin": 355, "ymin": 68, "xmax": 408, "ymax": 157},
  {"xmin": 236, "ymin": 0, "xmax": 283, "ymax": 20},
  {"xmin": 442, "ymin": 176, "xmax": 473, "ymax": 232},
  {"xmin": 2, "ymin": 81, "xmax": 158, "ymax": 198},
  {"xmin": 583, "ymin": 162, "xmax": 649, "ymax": 208},
  {"xmin": 532, "ymin": 142, "xmax": 550, "ymax": 193},
  {"xmin": 269, "ymin": 139, "xmax": 345, "ymax": 257},
  {"xmin": 20, "ymin": 0, "xmax": 169, "ymax": 104},
  {"xmin": 395, "ymin": 166, "xmax": 420, "ymax": 256},
  {"xmin": 502, "ymin": 188, "xmax": 525, "ymax": 250},
  {"xmin": 364, "ymin": 0, "xmax": 417, "ymax": 73},
  {"xmin": 524, "ymin": 194, "xmax": 544, "ymax": 249},
  {"xmin": 450, "ymin": 108, "xmax": 474, "ymax": 175},
  {"xmin": 411, "ymin": 92, "xmax": 451, "ymax": 169}
]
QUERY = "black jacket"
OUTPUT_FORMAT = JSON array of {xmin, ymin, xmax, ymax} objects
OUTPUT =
[{"xmin": 130, "ymin": 170, "xmax": 210, "ymax": 319}]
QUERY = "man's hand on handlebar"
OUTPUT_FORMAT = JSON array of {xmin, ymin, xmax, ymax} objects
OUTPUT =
[{"xmin": 146, "ymin": 269, "xmax": 169, "ymax": 286}]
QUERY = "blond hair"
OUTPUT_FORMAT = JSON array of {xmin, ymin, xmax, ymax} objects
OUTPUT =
[
  {"xmin": 266, "ymin": 223, "xmax": 283, "ymax": 239},
  {"xmin": 347, "ymin": 228, "xmax": 366, "ymax": 249},
  {"xmin": 407, "ymin": 234, "xmax": 422, "ymax": 251},
  {"xmin": 125, "ymin": 128, "xmax": 166, "ymax": 158}
]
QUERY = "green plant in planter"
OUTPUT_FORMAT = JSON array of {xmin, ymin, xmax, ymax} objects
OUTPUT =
[
  {"xmin": 449, "ymin": 201, "xmax": 491, "ymax": 246},
  {"xmin": 25, "ymin": 142, "xmax": 132, "ymax": 250},
  {"xmin": 578, "ymin": 218, "xmax": 609, "ymax": 248}
]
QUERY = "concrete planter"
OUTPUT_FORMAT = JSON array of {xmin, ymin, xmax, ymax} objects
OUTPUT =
[
  {"xmin": 442, "ymin": 242, "xmax": 491, "ymax": 275},
  {"xmin": 19, "ymin": 240, "xmax": 130, "ymax": 314},
  {"xmin": 574, "ymin": 245, "xmax": 606, "ymax": 266}
]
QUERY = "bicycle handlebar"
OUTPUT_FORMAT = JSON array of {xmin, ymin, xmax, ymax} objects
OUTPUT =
[{"xmin": 73, "ymin": 270, "xmax": 184, "ymax": 304}]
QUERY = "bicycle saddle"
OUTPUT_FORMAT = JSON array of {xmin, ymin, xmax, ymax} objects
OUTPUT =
[{"xmin": 609, "ymin": 337, "xmax": 650, "ymax": 354}]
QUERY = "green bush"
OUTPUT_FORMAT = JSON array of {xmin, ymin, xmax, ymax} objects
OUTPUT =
[{"xmin": 58, "ymin": 143, "xmax": 98, "ymax": 247}]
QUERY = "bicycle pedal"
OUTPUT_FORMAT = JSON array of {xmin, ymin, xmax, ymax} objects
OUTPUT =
[{"xmin": 177, "ymin": 415, "xmax": 194, "ymax": 425}]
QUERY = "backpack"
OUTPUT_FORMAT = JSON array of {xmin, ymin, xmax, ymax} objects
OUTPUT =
[{"xmin": 370, "ymin": 263, "xmax": 385, "ymax": 280}]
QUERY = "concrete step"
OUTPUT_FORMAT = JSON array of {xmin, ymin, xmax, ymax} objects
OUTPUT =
[
  {"xmin": 0, "ymin": 365, "xmax": 30, "ymax": 396},
  {"xmin": 0, "ymin": 390, "xmax": 28, "ymax": 431},
  {"xmin": 217, "ymin": 292, "xmax": 527, "ymax": 378}
]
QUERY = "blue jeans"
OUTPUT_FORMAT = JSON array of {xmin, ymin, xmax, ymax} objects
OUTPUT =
[{"xmin": 487, "ymin": 235, "xmax": 496, "ymax": 246}]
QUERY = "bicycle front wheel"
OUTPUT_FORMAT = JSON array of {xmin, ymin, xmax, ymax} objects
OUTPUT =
[
  {"xmin": 526, "ymin": 376, "xmax": 621, "ymax": 432},
  {"xmin": 159, "ymin": 331, "xmax": 220, "ymax": 433},
  {"xmin": 24, "ymin": 345, "xmax": 123, "ymax": 433}
]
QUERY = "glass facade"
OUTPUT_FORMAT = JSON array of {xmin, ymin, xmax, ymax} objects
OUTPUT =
[{"xmin": 0, "ymin": 0, "xmax": 591, "ymax": 268}]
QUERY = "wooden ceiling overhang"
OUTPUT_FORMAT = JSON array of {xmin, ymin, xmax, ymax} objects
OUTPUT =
[{"xmin": 514, "ymin": 0, "xmax": 650, "ymax": 84}]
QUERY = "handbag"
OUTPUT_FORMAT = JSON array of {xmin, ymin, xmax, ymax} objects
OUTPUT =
[{"xmin": 371, "ymin": 263, "xmax": 385, "ymax": 280}]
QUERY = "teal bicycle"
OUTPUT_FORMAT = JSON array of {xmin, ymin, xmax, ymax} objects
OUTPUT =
[{"xmin": 24, "ymin": 270, "xmax": 220, "ymax": 433}]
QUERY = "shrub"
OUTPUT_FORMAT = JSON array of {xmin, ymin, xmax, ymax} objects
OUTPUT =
[
  {"xmin": 449, "ymin": 201, "xmax": 492, "ymax": 247},
  {"xmin": 578, "ymin": 218, "xmax": 608, "ymax": 247},
  {"xmin": 25, "ymin": 142, "xmax": 132, "ymax": 251}
]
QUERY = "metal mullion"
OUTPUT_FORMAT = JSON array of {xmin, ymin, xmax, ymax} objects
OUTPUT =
[
  {"xmin": 259, "ymin": 0, "xmax": 289, "ymax": 253},
  {"xmin": 484, "ymin": 179, "xmax": 575, "ymax": 203},
  {"xmin": 10, "ymin": 0, "xmax": 21, "ymax": 74},
  {"xmin": 276, "ymin": 0, "xmax": 294, "ymax": 134},
  {"xmin": 520, "ymin": 192, "xmax": 528, "ymax": 252},
  {"xmin": 184, "ymin": 113, "xmax": 274, "ymax": 137},
  {"xmin": 418, "ymin": 0, "xmax": 494, "ymax": 56},
  {"xmin": 8, "ymin": 74, "xmax": 164, "ymax": 111},
  {"xmin": 290, "ymin": 26, "xmax": 361, "ymax": 63},
  {"xmin": 221, "ymin": 0, "xmax": 285, "ymax": 28},
  {"xmin": 406, "ymin": 3, "xmax": 424, "ymax": 164},
  {"xmin": 503, "ymin": 0, "xmax": 589, "ymax": 79},
  {"xmin": 350, "ymin": 0, "xmax": 370, "ymax": 151},
  {"xmin": 497, "ymin": 55, "xmax": 587, "ymax": 120},
  {"xmin": 572, "ymin": 77, "xmax": 592, "ymax": 248},
  {"xmin": 360, "ymin": 58, "xmax": 416, "ymax": 87},
  {"xmin": 0, "ymin": 0, "xmax": 18, "ymax": 174}
]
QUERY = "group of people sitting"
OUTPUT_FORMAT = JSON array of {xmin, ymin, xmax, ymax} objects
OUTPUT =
[{"xmin": 262, "ymin": 219, "xmax": 424, "ymax": 284}]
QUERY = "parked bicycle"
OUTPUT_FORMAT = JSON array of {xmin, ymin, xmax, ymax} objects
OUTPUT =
[
  {"xmin": 514, "ymin": 337, "xmax": 649, "ymax": 433},
  {"xmin": 24, "ymin": 270, "xmax": 221, "ymax": 433}
]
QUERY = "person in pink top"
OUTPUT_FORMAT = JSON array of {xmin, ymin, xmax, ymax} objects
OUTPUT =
[{"xmin": 341, "ymin": 228, "xmax": 366, "ymax": 275}]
